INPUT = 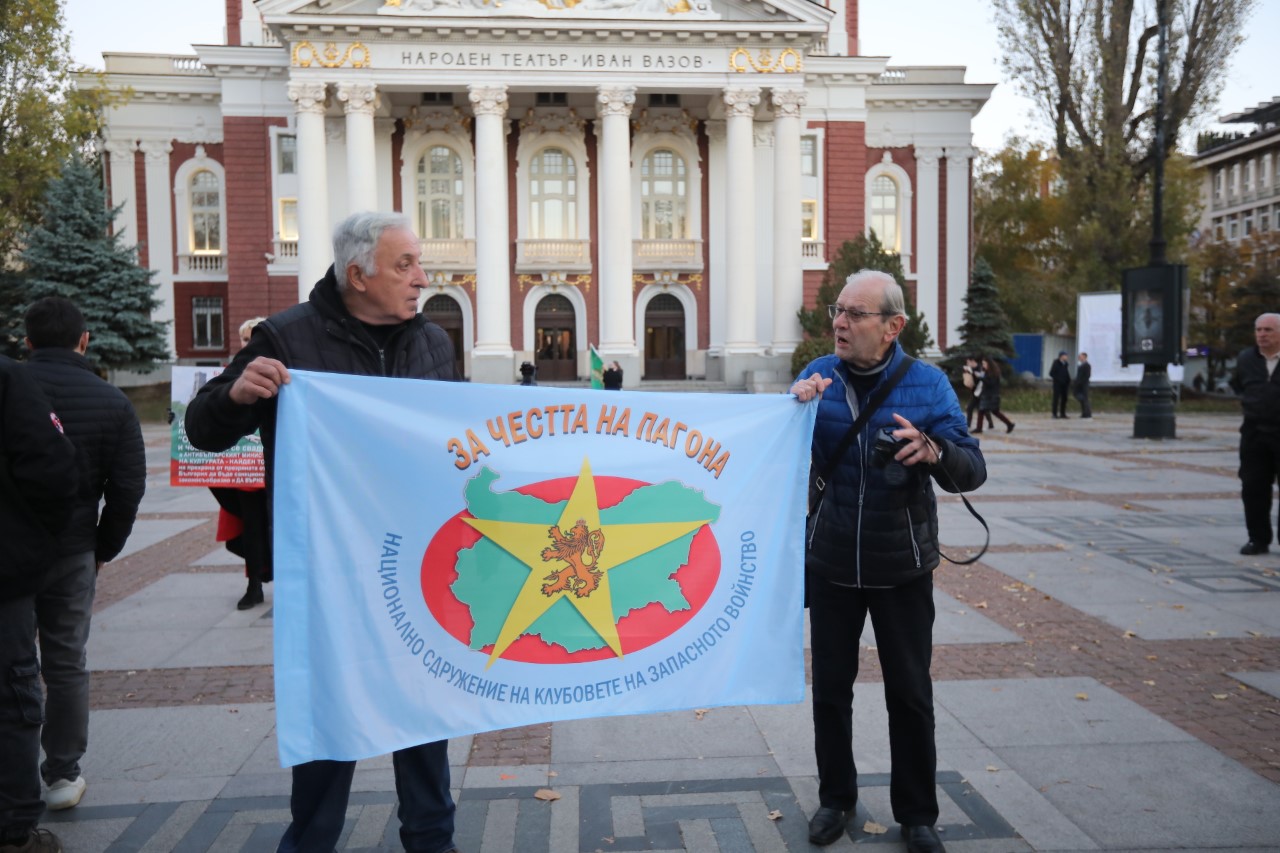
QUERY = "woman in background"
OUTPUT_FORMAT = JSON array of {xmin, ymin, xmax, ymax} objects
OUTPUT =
[{"xmin": 973, "ymin": 357, "xmax": 1015, "ymax": 434}]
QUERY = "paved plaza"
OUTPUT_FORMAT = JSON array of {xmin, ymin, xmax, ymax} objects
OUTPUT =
[{"xmin": 41, "ymin": 411, "xmax": 1280, "ymax": 852}]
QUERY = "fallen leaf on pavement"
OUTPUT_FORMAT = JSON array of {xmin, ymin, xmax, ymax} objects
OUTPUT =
[
  {"xmin": 975, "ymin": 601, "xmax": 988, "ymax": 609},
  {"xmin": 767, "ymin": 810, "xmax": 783, "ymax": 821},
  {"xmin": 1075, "ymin": 693, "xmax": 1089, "ymax": 701},
  {"xmin": 863, "ymin": 821, "xmax": 888, "ymax": 834},
  {"xmin": 1123, "ymin": 630, "xmax": 1137, "ymax": 638},
  {"xmin": 1211, "ymin": 694, "xmax": 1229, "ymax": 700},
  {"xmin": 694, "ymin": 708, "xmax": 709, "ymax": 720},
  {"xmin": 499, "ymin": 773, "xmax": 515, "ymax": 780},
  {"xmin": 534, "ymin": 789, "xmax": 561, "ymax": 802},
  {"xmin": 1142, "ymin": 680, "xmax": 1155, "ymax": 686},
  {"xmin": 986, "ymin": 765, "xmax": 1000, "ymax": 772}
]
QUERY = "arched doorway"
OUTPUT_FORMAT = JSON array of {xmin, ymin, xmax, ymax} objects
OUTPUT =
[
  {"xmin": 423, "ymin": 295, "xmax": 465, "ymax": 379},
  {"xmin": 644, "ymin": 293, "xmax": 686, "ymax": 380},
  {"xmin": 534, "ymin": 293, "xmax": 576, "ymax": 382}
]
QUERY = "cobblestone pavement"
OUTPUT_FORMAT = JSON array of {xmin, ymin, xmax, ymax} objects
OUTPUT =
[{"xmin": 55, "ymin": 412, "xmax": 1280, "ymax": 851}]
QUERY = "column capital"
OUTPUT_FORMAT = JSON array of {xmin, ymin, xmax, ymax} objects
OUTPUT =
[
  {"xmin": 753, "ymin": 124, "xmax": 774, "ymax": 148},
  {"xmin": 914, "ymin": 145, "xmax": 944, "ymax": 168},
  {"xmin": 138, "ymin": 139, "xmax": 173, "ymax": 162},
  {"xmin": 770, "ymin": 88, "xmax": 807, "ymax": 118},
  {"xmin": 722, "ymin": 86, "xmax": 761, "ymax": 119},
  {"xmin": 596, "ymin": 85, "xmax": 636, "ymax": 117},
  {"xmin": 468, "ymin": 84, "xmax": 508, "ymax": 117},
  {"xmin": 336, "ymin": 82, "xmax": 379, "ymax": 116},
  {"xmin": 945, "ymin": 145, "xmax": 977, "ymax": 166},
  {"xmin": 704, "ymin": 118, "xmax": 726, "ymax": 142},
  {"xmin": 101, "ymin": 138, "xmax": 137, "ymax": 162},
  {"xmin": 288, "ymin": 81, "xmax": 329, "ymax": 114}
]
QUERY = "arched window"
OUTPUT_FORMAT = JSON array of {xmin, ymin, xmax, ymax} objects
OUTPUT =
[
  {"xmin": 870, "ymin": 175, "xmax": 899, "ymax": 252},
  {"xmin": 417, "ymin": 146, "xmax": 464, "ymax": 239},
  {"xmin": 640, "ymin": 148, "xmax": 688, "ymax": 239},
  {"xmin": 530, "ymin": 147, "xmax": 577, "ymax": 239},
  {"xmin": 190, "ymin": 170, "xmax": 221, "ymax": 253}
]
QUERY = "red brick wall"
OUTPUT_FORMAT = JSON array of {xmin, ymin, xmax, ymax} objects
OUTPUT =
[
  {"xmin": 846, "ymin": 0, "xmax": 859, "ymax": 55},
  {"xmin": 815, "ymin": 121, "xmax": 867, "ymax": 258},
  {"xmin": 173, "ymin": 281, "xmax": 229, "ymax": 361},
  {"xmin": 391, "ymin": 120, "xmax": 405, "ymax": 213},
  {"xmin": 223, "ymin": 116, "xmax": 289, "ymax": 351},
  {"xmin": 225, "ymin": 0, "xmax": 240, "ymax": 46},
  {"xmin": 134, "ymin": 151, "xmax": 148, "ymax": 268}
]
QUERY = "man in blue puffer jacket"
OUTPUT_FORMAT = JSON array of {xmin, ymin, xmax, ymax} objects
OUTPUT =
[{"xmin": 791, "ymin": 270, "xmax": 986, "ymax": 852}]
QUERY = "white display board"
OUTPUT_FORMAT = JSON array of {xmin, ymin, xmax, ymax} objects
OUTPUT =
[{"xmin": 1076, "ymin": 292, "xmax": 1184, "ymax": 384}]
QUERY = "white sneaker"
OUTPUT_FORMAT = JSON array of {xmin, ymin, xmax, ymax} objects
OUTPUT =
[{"xmin": 44, "ymin": 776, "xmax": 86, "ymax": 810}]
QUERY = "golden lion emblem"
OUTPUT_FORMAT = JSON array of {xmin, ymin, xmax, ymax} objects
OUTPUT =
[{"xmin": 540, "ymin": 519, "xmax": 606, "ymax": 598}]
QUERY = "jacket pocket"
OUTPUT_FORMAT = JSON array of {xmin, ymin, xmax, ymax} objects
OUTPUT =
[{"xmin": 8, "ymin": 658, "xmax": 44, "ymax": 726}]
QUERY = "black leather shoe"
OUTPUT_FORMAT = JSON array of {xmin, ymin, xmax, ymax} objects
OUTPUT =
[
  {"xmin": 902, "ymin": 824, "xmax": 946, "ymax": 853},
  {"xmin": 237, "ymin": 579, "xmax": 264, "ymax": 610},
  {"xmin": 1240, "ymin": 541, "xmax": 1270, "ymax": 555},
  {"xmin": 808, "ymin": 806, "xmax": 853, "ymax": 845}
]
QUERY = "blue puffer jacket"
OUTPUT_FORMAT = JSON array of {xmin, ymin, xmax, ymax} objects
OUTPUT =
[{"xmin": 800, "ymin": 343, "xmax": 986, "ymax": 587}]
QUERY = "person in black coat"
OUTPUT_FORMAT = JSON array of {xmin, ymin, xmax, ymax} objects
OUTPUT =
[
  {"xmin": 1230, "ymin": 313, "xmax": 1280, "ymax": 555},
  {"xmin": 185, "ymin": 211, "xmax": 460, "ymax": 853},
  {"xmin": 0, "ymin": 354, "xmax": 78, "ymax": 853},
  {"xmin": 973, "ymin": 358, "xmax": 1015, "ymax": 434},
  {"xmin": 1049, "ymin": 351, "xmax": 1071, "ymax": 419},
  {"xmin": 602, "ymin": 360, "xmax": 623, "ymax": 390},
  {"xmin": 1073, "ymin": 353, "xmax": 1092, "ymax": 418},
  {"xmin": 24, "ymin": 297, "xmax": 146, "ymax": 813}
]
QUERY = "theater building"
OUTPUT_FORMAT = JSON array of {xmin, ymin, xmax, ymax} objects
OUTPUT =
[{"xmin": 84, "ymin": 0, "xmax": 991, "ymax": 386}]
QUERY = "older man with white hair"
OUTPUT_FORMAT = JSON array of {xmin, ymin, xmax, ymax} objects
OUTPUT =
[
  {"xmin": 1230, "ymin": 312, "xmax": 1280, "ymax": 556},
  {"xmin": 791, "ymin": 270, "xmax": 986, "ymax": 852}
]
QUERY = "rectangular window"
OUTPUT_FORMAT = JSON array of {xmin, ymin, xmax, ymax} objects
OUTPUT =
[
  {"xmin": 1261, "ymin": 211, "xmax": 1271, "ymax": 233},
  {"xmin": 1214, "ymin": 170, "xmax": 1224, "ymax": 202},
  {"xmin": 536, "ymin": 92, "xmax": 568, "ymax": 106},
  {"xmin": 1228, "ymin": 216, "xmax": 1239, "ymax": 239},
  {"xmin": 279, "ymin": 199, "xmax": 298, "ymax": 241},
  {"xmin": 801, "ymin": 136, "xmax": 817, "ymax": 176},
  {"xmin": 1244, "ymin": 160, "xmax": 1254, "ymax": 193},
  {"xmin": 421, "ymin": 92, "xmax": 454, "ymax": 105},
  {"xmin": 648, "ymin": 93, "xmax": 680, "ymax": 107},
  {"xmin": 192, "ymin": 297, "xmax": 224, "ymax": 350},
  {"xmin": 801, "ymin": 200, "xmax": 818, "ymax": 240},
  {"xmin": 278, "ymin": 135, "xmax": 296, "ymax": 175},
  {"xmin": 1244, "ymin": 213, "xmax": 1254, "ymax": 236}
]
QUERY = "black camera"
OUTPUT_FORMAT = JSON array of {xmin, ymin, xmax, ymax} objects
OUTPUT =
[{"xmin": 871, "ymin": 426, "xmax": 912, "ymax": 487}]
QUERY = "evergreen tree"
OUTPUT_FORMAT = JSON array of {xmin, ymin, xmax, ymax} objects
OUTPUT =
[
  {"xmin": 791, "ymin": 231, "xmax": 933, "ymax": 374},
  {"xmin": 6, "ymin": 156, "xmax": 168, "ymax": 369},
  {"xmin": 943, "ymin": 258, "xmax": 1017, "ymax": 372}
]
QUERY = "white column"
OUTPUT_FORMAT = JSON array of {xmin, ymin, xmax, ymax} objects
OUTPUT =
[
  {"xmin": 945, "ymin": 147, "xmax": 974, "ymax": 352},
  {"xmin": 913, "ymin": 146, "xmax": 942, "ymax": 348},
  {"xmin": 468, "ymin": 84, "xmax": 513, "ymax": 380},
  {"xmin": 705, "ymin": 119, "xmax": 727, "ymax": 357},
  {"xmin": 139, "ymin": 139, "xmax": 176, "ymax": 359},
  {"xmin": 753, "ymin": 122, "xmax": 774, "ymax": 349},
  {"xmin": 102, "ymin": 139, "xmax": 138, "ymax": 245},
  {"xmin": 337, "ymin": 82, "xmax": 379, "ymax": 214},
  {"xmin": 723, "ymin": 86, "xmax": 761, "ymax": 353},
  {"xmin": 289, "ymin": 81, "xmax": 330, "ymax": 300},
  {"xmin": 771, "ymin": 89, "xmax": 806, "ymax": 354},
  {"xmin": 596, "ymin": 86, "xmax": 637, "ymax": 358}
]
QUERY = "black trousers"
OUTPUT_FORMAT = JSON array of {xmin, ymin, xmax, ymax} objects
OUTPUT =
[
  {"xmin": 808, "ymin": 572, "xmax": 938, "ymax": 826},
  {"xmin": 1240, "ymin": 428, "xmax": 1280, "ymax": 546},
  {"xmin": 1052, "ymin": 382, "xmax": 1069, "ymax": 417}
]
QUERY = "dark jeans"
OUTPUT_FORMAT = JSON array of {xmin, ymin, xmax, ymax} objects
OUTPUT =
[
  {"xmin": 36, "ymin": 552, "xmax": 96, "ymax": 785},
  {"xmin": 1073, "ymin": 386, "xmax": 1092, "ymax": 417},
  {"xmin": 1052, "ymin": 382, "xmax": 1069, "ymax": 417},
  {"xmin": 1240, "ymin": 428, "xmax": 1280, "ymax": 546},
  {"xmin": 277, "ymin": 740, "xmax": 454, "ymax": 853},
  {"xmin": 965, "ymin": 396, "xmax": 991, "ymax": 430},
  {"xmin": 0, "ymin": 594, "xmax": 45, "ymax": 841},
  {"xmin": 809, "ymin": 573, "xmax": 939, "ymax": 826}
]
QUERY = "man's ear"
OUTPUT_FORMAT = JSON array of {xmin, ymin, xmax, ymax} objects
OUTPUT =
[
  {"xmin": 23, "ymin": 336, "xmax": 33, "ymax": 352},
  {"xmin": 77, "ymin": 331, "xmax": 90, "ymax": 355},
  {"xmin": 346, "ymin": 263, "xmax": 367, "ymax": 292}
]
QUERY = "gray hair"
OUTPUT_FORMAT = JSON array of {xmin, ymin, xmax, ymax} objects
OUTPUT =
[
  {"xmin": 844, "ymin": 269, "xmax": 906, "ymax": 318},
  {"xmin": 332, "ymin": 211, "xmax": 414, "ymax": 291}
]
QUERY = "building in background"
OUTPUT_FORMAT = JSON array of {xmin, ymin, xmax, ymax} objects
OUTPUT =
[
  {"xmin": 1194, "ymin": 97, "xmax": 1280, "ymax": 251},
  {"xmin": 81, "ymin": 0, "xmax": 991, "ymax": 387}
]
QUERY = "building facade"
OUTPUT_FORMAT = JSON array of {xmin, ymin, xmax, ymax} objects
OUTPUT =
[
  {"xmin": 85, "ymin": 0, "xmax": 991, "ymax": 386},
  {"xmin": 1194, "ymin": 97, "xmax": 1280, "ymax": 249}
]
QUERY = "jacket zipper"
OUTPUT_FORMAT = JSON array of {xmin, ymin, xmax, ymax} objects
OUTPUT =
[{"xmin": 905, "ymin": 507, "xmax": 921, "ymax": 567}]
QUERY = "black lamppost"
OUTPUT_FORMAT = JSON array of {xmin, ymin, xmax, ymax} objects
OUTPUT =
[{"xmin": 1126, "ymin": 0, "xmax": 1185, "ymax": 439}]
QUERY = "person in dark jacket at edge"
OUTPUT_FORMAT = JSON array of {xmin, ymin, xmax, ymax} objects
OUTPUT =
[
  {"xmin": 1230, "ymin": 312, "xmax": 1280, "ymax": 556},
  {"xmin": 1049, "ymin": 351, "xmax": 1071, "ymax": 419},
  {"xmin": 790, "ymin": 270, "xmax": 987, "ymax": 853},
  {"xmin": 24, "ymin": 297, "xmax": 147, "ymax": 816},
  {"xmin": 184, "ymin": 211, "xmax": 460, "ymax": 853},
  {"xmin": 0, "ymin": 355, "xmax": 79, "ymax": 853}
]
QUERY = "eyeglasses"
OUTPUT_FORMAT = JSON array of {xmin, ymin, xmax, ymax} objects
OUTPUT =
[{"xmin": 827, "ymin": 305, "xmax": 887, "ymax": 322}]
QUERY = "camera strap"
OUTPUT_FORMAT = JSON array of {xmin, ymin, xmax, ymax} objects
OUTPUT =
[
  {"xmin": 808, "ymin": 355, "xmax": 914, "ymax": 515},
  {"xmin": 932, "ymin": 465, "xmax": 990, "ymax": 566}
]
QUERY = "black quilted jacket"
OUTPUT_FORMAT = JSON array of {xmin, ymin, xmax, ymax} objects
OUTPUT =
[{"xmin": 26, "ymin": 348, "xmax": 146, "ymax": 563}]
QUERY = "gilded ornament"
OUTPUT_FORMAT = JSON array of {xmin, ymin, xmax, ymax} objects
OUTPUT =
[
  {"xmin": 728, "ymin": 47, "xmax": 802, "ymax": 74},
  {"xmin": 292, "ymin": 41, "xmax": 372, "ymax": 69}
]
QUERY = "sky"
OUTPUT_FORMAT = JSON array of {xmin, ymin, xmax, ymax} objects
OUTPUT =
[{"xmin": 63, "ymin": 0, "xmax": 1277, "ymax": 153}]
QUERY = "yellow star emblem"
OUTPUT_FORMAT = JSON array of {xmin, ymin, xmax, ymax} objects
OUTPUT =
[{"xmin": 463, "ymin": 457, "xmax": 713, "ymax": 668}]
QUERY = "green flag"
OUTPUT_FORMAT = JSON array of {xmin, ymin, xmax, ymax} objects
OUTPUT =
[{"xmin": 589, "ymin": 345, "xmax": 604, "ymax": 389}]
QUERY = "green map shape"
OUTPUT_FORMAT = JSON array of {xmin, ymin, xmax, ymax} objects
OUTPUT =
[{"xmin": 450, "ymin": 467, "xmax": 722, "ymax": 653}]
